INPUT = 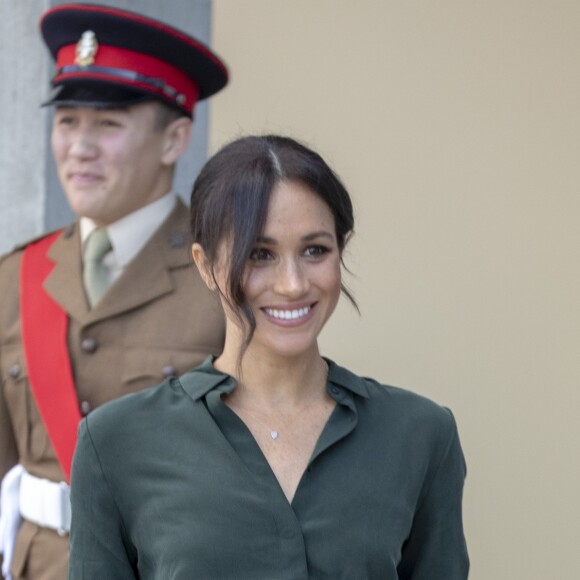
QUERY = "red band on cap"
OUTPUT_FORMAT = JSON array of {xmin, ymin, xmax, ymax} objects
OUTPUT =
[{"xmin": 55, "ymin": 44, "xmax": 200, "ymax": 113}]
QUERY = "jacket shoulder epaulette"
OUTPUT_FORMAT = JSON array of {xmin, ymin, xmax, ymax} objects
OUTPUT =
[
  {"xmin": 0, "ymin": 227, "xmax": 69, "ymax": 269},
  {"xmin": 8, "ymin": 227, "xmax": 69, "ymax": 253}
]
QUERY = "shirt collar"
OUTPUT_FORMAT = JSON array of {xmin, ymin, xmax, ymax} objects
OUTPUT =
[
  {"xmin": 179, "ymin": 356, "xmax": 234, "ymax": 401},
  {"xmin": 179, "ymin": 356, "xmax": 370, "ymax": 402},
  {"xmin": 325, "ymin": 358, "xmax": 370, "ymax": 399},
  {"xmin": 80, "ymin": 193, "xmax": 177, "ymax": 267}
]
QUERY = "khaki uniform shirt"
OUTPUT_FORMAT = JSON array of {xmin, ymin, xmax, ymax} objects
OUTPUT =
[
  {"xmin": 0, "ymin": 201, "xmax": 225, "ymax": 579},
  {"xmin": 69, "ymin": 357, "xmax": 469, "ymax": 579}
]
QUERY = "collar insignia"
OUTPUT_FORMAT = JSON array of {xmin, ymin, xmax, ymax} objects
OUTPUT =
[{"xmin": 75, "ymin": 31, "xmax": 98, "ymax": 67}]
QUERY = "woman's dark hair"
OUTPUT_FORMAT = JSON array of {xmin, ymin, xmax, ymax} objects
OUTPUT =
[{"xmin": 190, "ymin": 134, "xmax": 357, "ymax": 355}]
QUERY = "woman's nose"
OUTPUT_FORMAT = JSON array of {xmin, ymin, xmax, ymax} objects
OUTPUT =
[{"xmin": 274, "ymin": 259, "xmax": 309, "ymax": 297}]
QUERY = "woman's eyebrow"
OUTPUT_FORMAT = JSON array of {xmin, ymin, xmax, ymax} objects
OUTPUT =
[
  {"xmin": 302, "ymin": 231, "xmax": 335, "ymax": 242},
  {"xmin": 256, "ymin": 231, "xmax": 335, "ymax": 245}
]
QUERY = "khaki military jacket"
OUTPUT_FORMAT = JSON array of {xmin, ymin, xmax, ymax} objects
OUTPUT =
[{"xmin": 0, "ymin": 200, "xmax": 225, "ymax": 580}]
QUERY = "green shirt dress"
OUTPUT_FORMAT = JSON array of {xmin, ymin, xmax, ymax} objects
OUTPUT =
[{"xmin": 68, "ymin": 357, "xmax": 469, "ymax": 579}]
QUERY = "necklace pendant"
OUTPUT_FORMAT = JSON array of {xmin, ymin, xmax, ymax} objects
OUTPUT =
[{"xmin": 271, "ymin": 431, "xmax": 279, "ymax": 440}]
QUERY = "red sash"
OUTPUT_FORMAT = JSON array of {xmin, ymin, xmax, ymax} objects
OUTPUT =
[{"xmin": 20, "ymin": 232, "xmax": 81, "ymax": 482}]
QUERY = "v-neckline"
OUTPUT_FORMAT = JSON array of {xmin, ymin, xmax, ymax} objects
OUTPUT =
[{"xmin": 205, "ymin": 384, "xmax": 357, "ymax": 507}]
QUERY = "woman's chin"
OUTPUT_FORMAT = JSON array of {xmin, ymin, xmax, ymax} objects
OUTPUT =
[{"xmin": 250, "ymin": 335, "xmax": 320, "ymax": 361}]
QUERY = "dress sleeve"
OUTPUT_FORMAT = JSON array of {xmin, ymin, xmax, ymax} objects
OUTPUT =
[
  {"xmin": 397, "ymin": 409, "xmax": 470, "ymax": 580},
  {"xmin": 68, "ymin": 418, "xmax": 138, "ymax": 579}
]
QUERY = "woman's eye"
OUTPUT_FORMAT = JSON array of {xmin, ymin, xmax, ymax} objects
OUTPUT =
[
  {"xmin": 249, "ymin": 248, "xmax": 272, "ymax": 262},
  {"xmin": 304, "ymin": 245, "xmax": 330, "ymax": 257}
]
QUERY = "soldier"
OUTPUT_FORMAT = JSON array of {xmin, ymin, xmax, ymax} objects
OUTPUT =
[{"xmin": 0, "ymin": 4, "xmax": 228, "ymax": 579}]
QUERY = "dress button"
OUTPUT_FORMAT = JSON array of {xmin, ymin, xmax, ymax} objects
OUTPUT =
[
  {"xmin": 8, "ymin": 364, "xmax": 21, "ymax": 378},
  {"xmin": 162, "ymin": 364, "xmax": 176, "ymax": 378},
  {"xmin": 80, "ymin": 401, "xmax": 91, "ymax": 416},
  {"xmin": 81, "ymin": 338, "xmax": 98, "ymax": 353}
]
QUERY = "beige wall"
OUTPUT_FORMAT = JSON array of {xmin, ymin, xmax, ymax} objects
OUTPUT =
[{"xmin": 211, "ymin": 1, "xmax": 580, "ymax": 578}]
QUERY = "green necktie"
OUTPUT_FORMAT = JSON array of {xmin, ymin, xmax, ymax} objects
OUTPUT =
[{"xmin": 83, "ymin": 228, "xmax": 112, "ymax": 307}]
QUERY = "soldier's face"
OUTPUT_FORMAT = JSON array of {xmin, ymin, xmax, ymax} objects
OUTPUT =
[{"xmin": 51, "ymin": 102, "xmax": 170, "ymax": 226}]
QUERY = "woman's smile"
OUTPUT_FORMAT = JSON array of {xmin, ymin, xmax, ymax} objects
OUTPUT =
[{"xmin": 262, "ymin": 302, "xmax": 317, "ymax": 325}]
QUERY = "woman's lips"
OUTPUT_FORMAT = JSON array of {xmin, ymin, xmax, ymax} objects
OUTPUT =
[{"xmin": 262, "ymin": 303, "xmax": 317, "ymax": 325}]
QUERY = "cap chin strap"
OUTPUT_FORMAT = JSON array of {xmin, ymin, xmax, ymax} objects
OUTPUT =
[
  {"xmin": 58, "ymin": 65, "xmax": 185, "ymax": 103},
  {"xmin": 54, "ymin": 43, "xmax": 200, "ymax": 114}
]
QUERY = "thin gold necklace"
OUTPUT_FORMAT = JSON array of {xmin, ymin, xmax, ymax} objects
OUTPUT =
[
  {"xmin": 234, "ymin": 406, "xmax": 280, "ymax": 440},
  {"xmin": 229, "ymin": 360, "xmax": 330, "ymax": 442}
]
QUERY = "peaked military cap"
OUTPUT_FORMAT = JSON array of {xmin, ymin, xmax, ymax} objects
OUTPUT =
[{"xmin": 40, "ymin": 3, "xmax": 228, "ymax": 117}]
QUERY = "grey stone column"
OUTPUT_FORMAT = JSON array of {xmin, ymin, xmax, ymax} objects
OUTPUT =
[{"xmin": 0, "ymin": 0, "xmax": 213, "ymax": 254}]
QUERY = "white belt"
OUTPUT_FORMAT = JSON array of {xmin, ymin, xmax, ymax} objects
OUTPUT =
[
  {"xmin": 19, "ymin": 471, "xmax": 71, "ymax": 536},
  {"xmin": 1, "ymin": 465, "xmax": 24, "ymax": 580}
]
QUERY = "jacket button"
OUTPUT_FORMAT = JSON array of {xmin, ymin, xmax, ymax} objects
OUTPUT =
[
  {"xmin": 8, "ymin": 364, "xmax": 21, "ymax": 378},
  {"xmin": 169, "ymin": 232, "xmax": 186, "ymax": 248},
  {"xmin": 81, "ymin": 338, "xmax": 98, "ymax": 353},
  {"xmin": 80, "ymin": 401, "xmax": 91, "ymax": 416},
  {"xmin": 162, "ymin": 365, "xmax": 176, "ymax": 378}
]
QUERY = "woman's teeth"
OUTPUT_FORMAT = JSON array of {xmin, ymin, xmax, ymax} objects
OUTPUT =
[{"xmin": 264, "ymin": 306, "xmax": 311, "ymax": 320}]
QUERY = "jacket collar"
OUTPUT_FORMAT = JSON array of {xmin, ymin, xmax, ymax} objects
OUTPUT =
[{"xmin": 43, "ymin": 199, "xmax": 192, "ymax": 325}]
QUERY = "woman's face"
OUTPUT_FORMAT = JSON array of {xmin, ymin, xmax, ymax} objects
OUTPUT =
[{"xmin": 211, "ymin": 180, "xmax": 342, "ymax": 360}]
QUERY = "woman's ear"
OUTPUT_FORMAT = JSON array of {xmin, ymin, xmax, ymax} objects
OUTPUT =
[
  {"xmin": 192, "ymin": 243, "xmax": 217, "ymax": 290},
  {"xmin": 161, "ymin": 117, "xmax": 192, "ymax": 165}
]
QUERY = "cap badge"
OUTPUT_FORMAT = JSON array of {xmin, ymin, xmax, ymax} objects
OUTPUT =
[{"xmin": 75, "ymin": 31, "xmax": 98, "ymax": 67}]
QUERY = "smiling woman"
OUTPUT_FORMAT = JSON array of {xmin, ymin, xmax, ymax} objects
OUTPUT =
[
  {"xmin": 189, "ymin": 136, "xmax": 356, "ymax": 366},
  {"xmin": 68, "ymin": 135, "xmax": 469, "ymax": 579},
  {"xmin": 195, "ymin": 179, "xmax": 343, "ymax": 362}
]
